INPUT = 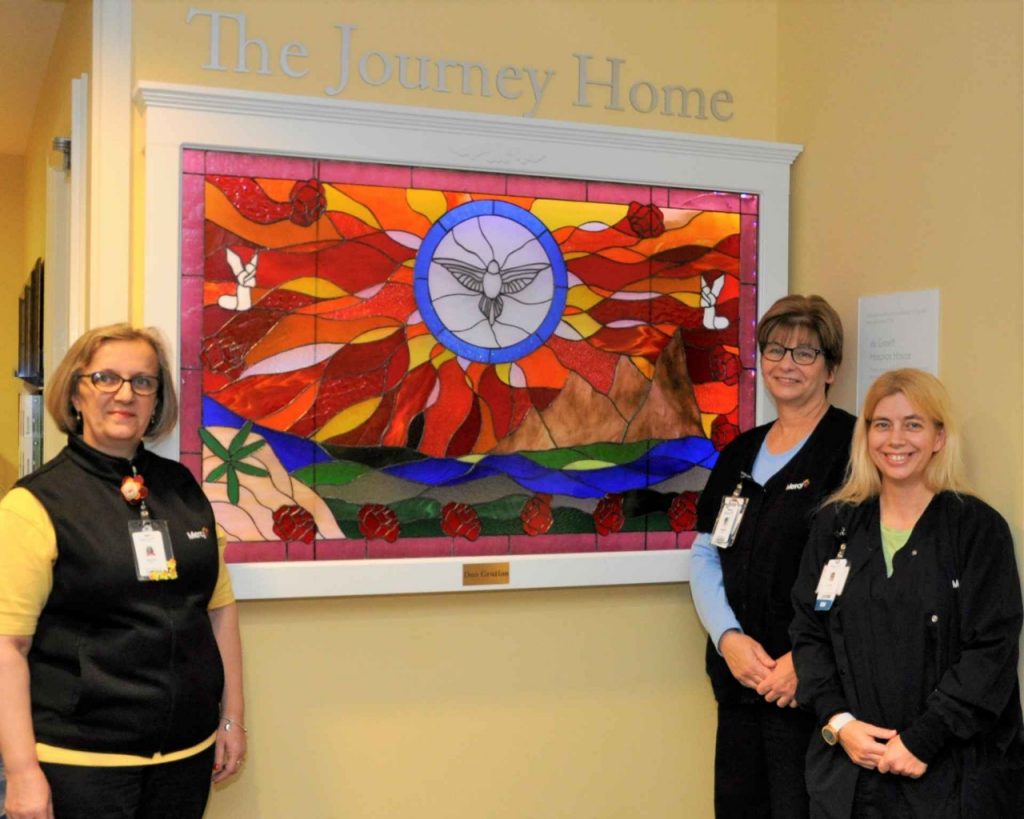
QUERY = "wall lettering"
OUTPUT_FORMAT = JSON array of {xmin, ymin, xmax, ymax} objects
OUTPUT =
[{"xmin": 186, "ymin": 8, "xmax": 734, "ymax": 122}]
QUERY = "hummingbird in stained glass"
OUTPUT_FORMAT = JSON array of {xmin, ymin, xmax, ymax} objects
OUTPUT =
[{"xmin": 433, "ymin": 257, "xmax": 550, "ymax": 325}]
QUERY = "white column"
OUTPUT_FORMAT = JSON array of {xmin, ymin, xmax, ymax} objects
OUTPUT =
[{"xmin": 88, "ymin": 0, "xmax": 133, "ymax": 326}]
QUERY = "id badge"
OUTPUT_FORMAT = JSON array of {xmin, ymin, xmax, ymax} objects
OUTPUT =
[
  {"xmin": 814, "ymin": 558, "xmax": 849, "ymax": 611},
  {"xmin": 710, "ymin": 495, "xmax": 748, "ymax": 549},
  {"xmin": 128, "ymin": 519, "xmax": 178, "ymax": 581}
]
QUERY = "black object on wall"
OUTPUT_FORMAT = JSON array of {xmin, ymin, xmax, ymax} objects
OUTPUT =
[{"xmin": 16, "ymin": 258, "xmax": 44, "ymax": 388}]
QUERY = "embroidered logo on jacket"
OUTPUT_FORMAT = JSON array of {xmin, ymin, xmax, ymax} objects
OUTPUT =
[
  {"xmin": 186, "ymin": 526, "xmax": 210, "ymax": 541},
  {"xmin": 785, "ymin": 479, "xmax": 811, "ymax": 491}
]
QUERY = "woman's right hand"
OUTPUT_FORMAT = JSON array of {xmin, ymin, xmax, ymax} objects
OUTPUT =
[
  {"xmin": 5, "ymin": 765, "xmax": 54, "ymax": 819},
  {"xmin": 718, "ymin": 630, "xmax": 776, "ymax": 689},
  {"xmin": 836, "ymin": 720, "xmax": 897, "ymax": 769}
]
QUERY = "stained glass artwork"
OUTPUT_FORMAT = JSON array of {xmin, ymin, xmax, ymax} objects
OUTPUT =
[{"xmin": 178, "ymin": 150, "xmax": 759, "ymax": 563}]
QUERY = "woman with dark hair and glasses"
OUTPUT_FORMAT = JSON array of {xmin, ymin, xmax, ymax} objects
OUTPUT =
[
  {"xmin": 690, "ymin": 295, "xmax": 856, "ymax": 818},
  {"xmin": 0, "ymin": 324, "xmax": 246, "ymax": 819}
]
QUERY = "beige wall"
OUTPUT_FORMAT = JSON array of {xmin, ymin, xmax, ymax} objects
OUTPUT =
[
  {"xmin": 221, "ymin": 585, "xmax": 715, "ymax": 819},
  {"xmin": 21, "ymin": 0, "xmax": 91, "ymax": 283},
  {"xmin": 134, "ymin": 0, "xmax": 779, "ymax": 138},
  {"xmin": 0, "ymin": 2, "xmax": 1009, "ymax": 818},
  {"xmin": 0, "ymin": 154, "xmax": 27, "ymax": 489},
  {"xmin": 2, "ymin": 0, "xmax": 93, "ymax": 488},
  {"xmin": 778, "ymin": 0, "xmax": 1024, "ymax": 532}
]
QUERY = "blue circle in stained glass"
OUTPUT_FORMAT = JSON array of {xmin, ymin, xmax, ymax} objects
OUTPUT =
[{"xmin": 413, "ymin": 200, "xmax": 567, "ymax": 364}]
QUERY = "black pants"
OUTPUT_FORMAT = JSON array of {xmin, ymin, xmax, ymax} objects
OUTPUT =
[
  {"xmin": 41, "ymin": 745, "xmax": 215, "ymax": 819},
  {"xmin": 715, "ymin": 702, "xmax": 815, "ymax": 819}
]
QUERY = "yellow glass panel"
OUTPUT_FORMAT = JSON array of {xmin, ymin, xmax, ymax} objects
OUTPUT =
[
  {"xmin": 531, "ymin": 200, "xmax": 627, "ymax": 230},
  {"xmin": 350, "ymin": 326, "xmax": 401, "ymax": 344},
  {"xmin": 313, "ymin": 397, "xmax": 383, "ymax": 442},
  {"xmin": 561, "ymin": 313, "xmax": 602, "ymax": 338},
  {"xmin": 407, "ymin": 334, "xmax": 438, "ymax": 369},
  {"xmin": 278, "ymin": 277, "xmax": 348, "ymax": 298},
  {"xmin": 323, "ymin": 186, "xmax": 380, "ymax": 229},
  {"xmin": 631, "ymin": 356, "xmax": 655, "ymax": 379},
  {"xmin": 562, "ymin": 459, "xmax": 615, "ymax": 471},
  {"xmin": 565, "ymin": 285, "xmax": 605, "ymax": 310},
  {"xmin": 407, "ymin": 189, "xmax": 449, "ymax": 223}
]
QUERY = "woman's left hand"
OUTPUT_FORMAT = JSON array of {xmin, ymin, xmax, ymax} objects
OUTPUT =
[
  {"xmin": 755, "ymin": 651, "xmax": 799, "ymax": 708},
  {"xmin": 877, "ymin": 735, "xmax": 927, "ymax": 778},
  {"xmin": 212, "ymin": 719, "xmax": 248, "ymax": 783}
]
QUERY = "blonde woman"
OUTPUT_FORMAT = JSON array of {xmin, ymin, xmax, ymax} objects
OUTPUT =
[{"xmin": 791, "ymin": 369, "xmax": 1024, "ymax": 818}]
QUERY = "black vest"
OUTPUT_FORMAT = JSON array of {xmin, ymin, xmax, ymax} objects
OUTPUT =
[
  {"xmin": 18, "ymin": 436, "xmax": 224, "ymax": 755},
  {"xmin": 695, "ymin": 406, "xmax": 855, "ymax": 704}
]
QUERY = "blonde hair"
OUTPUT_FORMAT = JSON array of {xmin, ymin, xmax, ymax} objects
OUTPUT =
[
  {"xmin": 47, "ymin": 323, "xmax": 179, "ymax": 441},
  {"xmin": 830, "ymin": 368, "xmax": 970, "ymax": 505}
]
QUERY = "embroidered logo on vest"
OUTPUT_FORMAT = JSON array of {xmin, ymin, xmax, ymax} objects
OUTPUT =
[
  {"xmin": 785, "ymin": 479, "xmax": 810, "ymax": 491},
  {"xmin": 186, "ymin": 526, "xmax": 210, "ymax": 541}
]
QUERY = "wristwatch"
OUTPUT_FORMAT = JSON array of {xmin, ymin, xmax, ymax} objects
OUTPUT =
[{"xmin": 821, "ymin": 712, "xmax": 855, "ymax": 746}]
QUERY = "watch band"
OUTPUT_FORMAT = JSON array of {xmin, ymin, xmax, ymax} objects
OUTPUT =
[{"xmin": 822, "ymin": 712, "xmax": 855, "ymax": 745}]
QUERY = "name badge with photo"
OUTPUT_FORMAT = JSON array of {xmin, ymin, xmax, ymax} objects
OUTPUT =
[
  {"xmin": 128, "ymin": 519, "xmax": 178, "ymax": 582},
  {"xmin": 814, "ymin": 558, "xmax": 849, "ymax": 611},
  {"xmin": 710, "ymin": 495, "xmax": 748, "ymax": 549}
]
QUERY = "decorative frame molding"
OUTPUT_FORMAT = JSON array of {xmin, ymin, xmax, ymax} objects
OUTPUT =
[
  {"xmin": 136, "ymin": 81, "xmax": 801, "ymax": 599},
  {"xmin": 89, "ymin": 0, "xmax": 133, "ymax": 325}
]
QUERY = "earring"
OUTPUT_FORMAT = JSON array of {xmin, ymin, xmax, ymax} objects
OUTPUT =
[{"xmin": 75, "ymin": 410, "xmax": 82, "ymax": 427}]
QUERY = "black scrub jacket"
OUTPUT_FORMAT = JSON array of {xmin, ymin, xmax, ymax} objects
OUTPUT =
[
  {"xmin": 791, "ymin": 492, "xmax": 1024, "ymax": 818},
  {"xmin": 696, "ymin": 405, "xmax": 856, "ymax": 705}
]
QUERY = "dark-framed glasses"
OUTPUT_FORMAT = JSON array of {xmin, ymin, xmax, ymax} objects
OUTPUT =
[
  {"xmin": 761, "ymin": 343, "xmax": 824, "ymax": 366},
  {"xmin": 79, "ymin": 370, "xmax": 160, "ymax": 396}
]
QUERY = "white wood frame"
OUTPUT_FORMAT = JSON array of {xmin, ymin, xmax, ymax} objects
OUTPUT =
[
  {"xmin": 89, "ymin": 0, "xmax": 133, "ymax": 325},
  {"xmin": 135, "ymin": 81, "xmax": 801, "ymax": 600}
]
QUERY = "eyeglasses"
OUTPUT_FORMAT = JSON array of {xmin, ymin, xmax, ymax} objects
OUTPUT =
[
  {"xmin": 78, "ymin": 370, "xmax": 160, "ymax": 396},
  {"xmin": 761, "ymin": 343, "xmax": 824, "ymax": 366}
]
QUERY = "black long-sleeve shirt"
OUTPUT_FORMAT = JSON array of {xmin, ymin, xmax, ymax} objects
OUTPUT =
[{"xmin": 791, "ymin": 492, "xmax": 1024, "ymax": 818}]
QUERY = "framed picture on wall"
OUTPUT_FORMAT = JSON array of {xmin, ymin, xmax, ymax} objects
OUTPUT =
[
  {"xmin": 16, "ymin": 258, "xmax": 44, "ymax": 389},
  {"xmin": 138, "ymin": 84, "xmax": 800, "ymax": 598}
]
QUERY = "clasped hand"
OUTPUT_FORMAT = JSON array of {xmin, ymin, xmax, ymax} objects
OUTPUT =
[
  {"xmin": 837, "ymin": 720, "xmax": 927, "ymax": 779},
  {"xmin": 718, "ymin": 631, "xmax": 798, "ymax": 708}
]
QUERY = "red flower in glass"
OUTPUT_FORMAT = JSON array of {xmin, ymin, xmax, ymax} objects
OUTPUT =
[
  {"xmin": 520, "ymin": 494, "xmax": 554, "ymax": 537},
  {"xmin": 440, "ymin": 502, "xmax": 481, "ymax": 541},
  {"xmin": 120, "ymin": 475, "xmax": 148, "ymax": 504},
  {"xmin": 358, "ymin": 503, "xmax": 400, "ymax": 542},
  {"xmin": 625, "ymin": 202, "xmax": 665, "ymax": 239},
  {"xmin": 289, "ymin": 179, "xmax": 326, "ymax": 227},
  {"xmin": 709, "ymin": 346, "xmax": 740, "ymax": 386},
  {"xmin": 200, "ymin": 335, "xmax": 248, "ymax": 378},
  {"xmin": 593, "ymin": 493, "xmax": 625, "ymax": 536},
  {"xmin": 272, "ymin": 504, "xmax": 316, "ymax": 544},
  {"xmin": 711, "ymin": 415, "xmax": 740, "ymax": 450},
  {"xmin": 667, "ymin": 491, "xmax": 699, "ymax": 533}
]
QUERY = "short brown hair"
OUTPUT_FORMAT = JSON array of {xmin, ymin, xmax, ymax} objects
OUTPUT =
[
  {"xmin": 757, "ymin": 294, "xmax": 844, "ymax": 374},
  {"xmin": 47, "ymin": 323, "xmax": 179, "ymax": 441}
]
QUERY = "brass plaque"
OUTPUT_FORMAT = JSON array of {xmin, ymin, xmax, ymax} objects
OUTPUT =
[{"xmin": 462, "ymin": 562, "xmax": 510, "ymax": 586}]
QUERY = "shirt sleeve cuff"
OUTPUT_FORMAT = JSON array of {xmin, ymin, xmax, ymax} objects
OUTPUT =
[
  {"xmin": 899, "ymin": 710, "xmax": 952, "ymax": 763},
  {"xmin": 813, "ymin": 695, "xmax": 850, "ymax": 726}
]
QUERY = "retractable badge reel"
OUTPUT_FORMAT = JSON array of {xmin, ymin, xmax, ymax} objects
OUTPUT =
[
  {"xmin": 815, "ymin": 527, "xmax": 849, "ymax": 611},
  {"xmin": 710, "ymin": 478, "xmax": 748, "ymax": 549}
]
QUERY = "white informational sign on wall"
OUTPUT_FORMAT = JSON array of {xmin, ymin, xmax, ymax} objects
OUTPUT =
[{"xmin": 857, "ymin": 289, "xmax": 940, "ymax": 412}]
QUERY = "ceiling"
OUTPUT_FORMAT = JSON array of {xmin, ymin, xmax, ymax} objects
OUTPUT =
[{"xmin": 0, "ymin": 0, "xmax": 66, "ymax": 156}]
